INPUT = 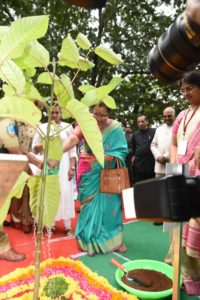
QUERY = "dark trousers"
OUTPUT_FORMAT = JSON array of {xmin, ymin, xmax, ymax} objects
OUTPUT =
[{"xmin": 133, "ymin": 171, "xmax": 155, "ymax": 183}]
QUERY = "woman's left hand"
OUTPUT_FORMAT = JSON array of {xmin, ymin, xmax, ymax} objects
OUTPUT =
[{"xmin": 68, "ymin": 168, "xmax": 75, "ymax": 180}]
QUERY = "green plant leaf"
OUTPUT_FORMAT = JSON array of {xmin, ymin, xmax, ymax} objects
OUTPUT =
[
  {"xmin": 24, "ymin": 68, "xmax": 36, "ymax": 79},
  {"xmin": 81, "ymin": 88, "xmax": 98, "ymax": 107},
  {"xmin": 37, "ymin": 72, "xmax": 59, "ymax": 84},
  {"xmin": 78, "ymin": 84, "xmax": 95, "ymax": 93},
  {"xmin": 96, "ymin": 76, "xmax": 123, "ymax": 100},
  {"xmin": 59, "ymin": 34, "xmax": 79, "ymax": 64},
  {"xmin": 66, "ymin": 99, "xmax": 104, "ymax": 166},
  {"xmin": 77, "ymin": 57, "xmax": 94, "ymax": 71},
  {"xmin": 0, "ymin": 26, "xmax": 9, "ymax": 41},
  {"xmin": 94, "ymin": 45, "xmax": 123, "ymax": 65},
  {"xmin": 80, "ymin": 77, "xmax": 123, "ymax": 107},
  {"xmin": 54, "ymin": 74, "xmax": 74, "ymax": 107},
  {"xmin": 0, "ymin": 171, "xmax": 29, "ymax": 225},
  {"xmin": 0, "ymin": 59, "xmax": 26, "ymax": 95},
  {"xmin": 19, "ymin": 40, "xmax": 50, "ymax": 68},
  {"xmin": 2, "ymin": 84, "xmax": 16, "ymax": 96},
  {"xmin": 58, "ymin": 55, "xmax": 94, "ymax": 71},
  {"xmin": 28, "ymin": 175, "xmax": 60, "ymax": 227},
  {"xmin": 102, "ymin": 95, "xmax": 116, "ymax": 109},
  {"xmin": 60, "ymin": 108, "xmax": 72, "ymax": 120},
  {"xmin": 0, "ymin": 15, "xmax": 49, "ymax": 65},
  {"xmin": 109, "ymin": 76, "xmax": 124, "ymax": 86},
  {"xmin": 57, "ymin": 56, "xmax": 72, "ymax": 67},
  {"xmin": 48, "ymin": 136, "xmax": 63, "ymax": 161},
  {"xmin": 23, "ymin": 82, "xmax": 44, "ymax": 102},
  {"xmin": 76, "ymin": 33, "xmax": 92, "ymax": 50},
  {"xmin": 0, "ymin": 96, "xmax": 41, "ymax": 126}
]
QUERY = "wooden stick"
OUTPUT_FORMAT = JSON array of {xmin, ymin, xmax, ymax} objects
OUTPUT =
[{"xmin": 172, "ymin": 223, "xmax": 182, "ymax": 300}]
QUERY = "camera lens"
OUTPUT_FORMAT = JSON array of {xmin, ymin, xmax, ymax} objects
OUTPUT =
[{"xmin": 148, "ymin": 12, "xmax": 200, "ymax": 84}]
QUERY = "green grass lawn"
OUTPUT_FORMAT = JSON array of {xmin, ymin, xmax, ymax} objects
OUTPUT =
[{"xmin": 80, "ymin": 221, "xmax": 199, "ymax": 300}]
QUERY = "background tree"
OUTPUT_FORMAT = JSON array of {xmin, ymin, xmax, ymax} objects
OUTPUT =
[{"xmin": 0, "ymin": 0, "xmax": 188, "ymax": 128}]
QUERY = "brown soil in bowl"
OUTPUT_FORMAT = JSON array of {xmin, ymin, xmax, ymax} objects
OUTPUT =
[{"xmin": 121, "ymin": 269, "xmax": 172, "ymax": 292}]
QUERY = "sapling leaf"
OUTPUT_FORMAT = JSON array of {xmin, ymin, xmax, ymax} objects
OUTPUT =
[
  {"xmin": 19, "ymin": 40, "xmax": 50, "ymax": 68},
  {"xmin": 102, "ymin": 95, "xmax": 116, "ymax": 109},
  {"xmin": 59, "ymin": 34, "xmax": 79, "ymax": 63},
  {"xmin": 23, "ymin": 82, "xmax": 44, "ymax": 102},
  {"xmin": 0, "ymin": 172, "xmax": 29, "ymax": 225},
  {"xmin": 94, "ymin": 45, "xmax": 123, "ymax": 65},
  {"xmin": 76, "ymin": 33, "xmax": 92, "ymax": 50},
  {"xmin": 0, "ymin": 59, "xmax": 26, "ymax": 95},
  {"xmin": 54, "ymin": 74, "xmax": 74, "ymax": 107},
  {"xmin": 37, "ymin": 72, "xmax": 59, "ymax": 84},
  {"xmin": 28, "ymin": 175, "xmax": 60, "ymax": 227},
  {"xmin": 0, "ymin": 96, "xmax": 41, "ymax": 127},
  {"xmin": 66, "ymin": 99, "xmax": 104, "ymax": 166},
  {"xmin": 0, "ymin": 15, "xmax": 49, "ymax": 65}
]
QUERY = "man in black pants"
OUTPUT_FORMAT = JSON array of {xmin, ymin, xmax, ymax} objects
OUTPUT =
[{"xmin": 132, "ymin": 115, "xmax": 155, "ymax": 183}]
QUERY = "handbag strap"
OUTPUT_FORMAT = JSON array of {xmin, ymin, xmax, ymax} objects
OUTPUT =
[
  {"xmin": 104, "ymin": 157, "xmax": 123, "ymax": 177},
  {"xmin": 115, "ymin": 157, "xmax": 123, "ymax": 169},
  {"xmin": 105, "ymin": 157, "xmax": 123, "ymax": 168}
]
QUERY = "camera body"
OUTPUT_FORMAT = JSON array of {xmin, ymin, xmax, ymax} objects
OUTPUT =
[
  {"xmin": 148, "ymin": 12, "xmax": 200, "ymax": 84},
  {"xmin": 134, "ymin": 174, "xmax": 200, "ymax": 221}
]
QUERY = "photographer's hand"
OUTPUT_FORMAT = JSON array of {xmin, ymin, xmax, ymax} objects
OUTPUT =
[
  {"xmin": 194, "ymin": 218, "xmax": 200, "ymax": 226},
  {"xmin": 186, "ymin": 0, "xmax": 200, "ymax": 26}
]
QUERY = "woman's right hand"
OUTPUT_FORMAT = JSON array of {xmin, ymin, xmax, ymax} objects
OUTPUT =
[
  {"xmin": 34, "ymin": 144, "xmax": 43, "ymax": 154},
  {"xmin": 48, "ymin": 159, "xmax": 59, "ymax": 170}
]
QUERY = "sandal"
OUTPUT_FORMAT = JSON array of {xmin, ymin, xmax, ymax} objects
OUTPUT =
[
  {"xmin": 64, "ymin": 228, "xmax": 74, "ymax": 237},
  {"xmin": 22, "ymin": 224, "xmax": 33, "ymax": 234},
  {"xmin": 45, "ymin": 226, "xmax": 56, "ymax": 236}
]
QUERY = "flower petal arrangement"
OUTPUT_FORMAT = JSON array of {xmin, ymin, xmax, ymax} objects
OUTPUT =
[{"xmin": 0, "ymin": 257, "xmax": 137, "ymax": 300}]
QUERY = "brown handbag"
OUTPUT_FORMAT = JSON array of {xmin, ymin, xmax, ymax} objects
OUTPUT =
[{"xmin": 100, "ymin": 157, "xmax": 130, "ymax": 194}]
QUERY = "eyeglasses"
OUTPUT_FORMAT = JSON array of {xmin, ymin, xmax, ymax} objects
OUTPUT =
[
  {"xmin": 52, "ymin": 111, "xmax": 60, "ymax": 115},
  {"xmin": 92, "ymin": 113, "xmax": 108, "ymax": 119},
  {"xmin": 180, "ymin": 86, "xmax": 195, "ymax": 94}
]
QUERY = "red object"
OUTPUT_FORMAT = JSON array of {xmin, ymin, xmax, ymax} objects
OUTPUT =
[
  {"xmin": 64, "ymin": 0, "xmax": 107, "ymax": 9},
  {"xmin": 1, "ymin": 209, "xmax": 135, "ymax": 277}
]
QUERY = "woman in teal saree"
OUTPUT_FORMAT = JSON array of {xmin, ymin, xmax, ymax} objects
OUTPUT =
[{"xmin": 63, "ymin": 102, "xmax": 128, "ymax": 256}]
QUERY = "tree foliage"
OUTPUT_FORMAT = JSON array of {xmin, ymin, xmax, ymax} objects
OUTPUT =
[{"xmin": 0, "ymin": 0, "xmax": 187, "ymax": 129}]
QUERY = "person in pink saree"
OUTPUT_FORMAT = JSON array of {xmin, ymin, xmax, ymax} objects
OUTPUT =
[{"xmin": 170, "ymin": 71, "xmax": 200, "ymax": 295}]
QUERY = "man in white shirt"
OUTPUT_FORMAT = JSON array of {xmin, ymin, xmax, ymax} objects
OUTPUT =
[{"xmin": 151, "ymin": 107, "xmax": 175, "ymax": 177}]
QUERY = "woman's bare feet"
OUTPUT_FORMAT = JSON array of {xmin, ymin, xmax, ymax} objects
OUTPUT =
[{"xmin": 118, "ymin": 244, "xmax": 127, "ymax": 252}]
